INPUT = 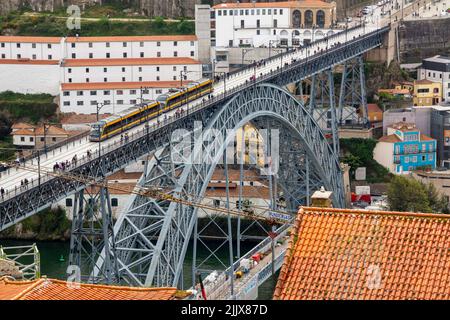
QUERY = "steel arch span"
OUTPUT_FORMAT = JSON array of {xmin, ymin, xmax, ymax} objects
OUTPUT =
[{"xmin": 99, "ymin": 83, "xmax": 345, "ymax": 287}]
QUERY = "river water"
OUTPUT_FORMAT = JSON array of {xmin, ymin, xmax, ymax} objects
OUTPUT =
[{"xmin": 0, "ymin": 239, "xmax": 277, "ymax": 300}]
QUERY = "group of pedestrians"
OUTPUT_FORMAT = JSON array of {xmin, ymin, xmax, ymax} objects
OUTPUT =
[
  {"xmin": 53, "ymin": 159, "xmax": 72, "ymax": 172},
  {"xmin": 0, "ymin": 187, "xmax": 5, "ymax": 200},
  {"xmin": 120, "ymin": 132, "xmax": 130, "ymax": 144},
  {"xmin": 20, "ymin": 178, "xmax": 29, "ymax": 190}
]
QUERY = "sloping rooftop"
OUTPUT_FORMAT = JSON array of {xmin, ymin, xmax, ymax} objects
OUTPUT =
[
  {"xmin": 213, "ymin": 1, "xmax": 335, "ymax": 9},
  {"xmin": 61, "ymin": 80, "xmax": 191, "ymax": 91},
  {"xmin": 65, "ymin": 35, "xmax": 197, "ymax": 43},
  {"xmin": 63, "ymin": 57, "xmax": 200, "ymax": 67},
  {"xmin": 378, "ymin": 134, "xmax": 401, "ymax": 143},
  {"xmin": 0, "ymin": 277, "xmax": 177, "ymax": 300},
  {"xmin": 274, "ymin": 207, "xmax": 450, "ymax": 300}
]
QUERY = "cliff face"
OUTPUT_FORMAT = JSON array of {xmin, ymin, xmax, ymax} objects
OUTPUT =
[{"xmin": 0, "ymin": 0, "xmax": 100, "ymax": 15}]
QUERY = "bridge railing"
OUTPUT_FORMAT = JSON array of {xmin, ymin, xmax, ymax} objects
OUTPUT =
[{"xmin": 0, "ymin": 25, "xmax": 389, "ymax": 204}]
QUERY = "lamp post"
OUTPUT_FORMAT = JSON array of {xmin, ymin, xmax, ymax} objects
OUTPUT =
[
  {"xmin": 43, "ymin": 123, "xmax": 49, "ymax": 155},
  {"xmin": 96, "ymin": 102, "xmax": 104, "ymax": 161},
  {"xmin": 241, "ymin": 48, "xmax": 255, "ymax": 66}
]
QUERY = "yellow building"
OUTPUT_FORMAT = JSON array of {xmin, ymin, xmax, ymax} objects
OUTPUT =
[
  {"xmin": 413, "ymin": 79, "xmax": 442, "ymax": 106},
  {"xmin": 236, "ymin": 124, "xmax": 266, "ymax": 167}
]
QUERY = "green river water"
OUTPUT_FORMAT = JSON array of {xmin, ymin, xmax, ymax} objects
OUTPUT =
[{"xmin": 0, "ymin": 239, "xmax": 277, "ymax": 300}]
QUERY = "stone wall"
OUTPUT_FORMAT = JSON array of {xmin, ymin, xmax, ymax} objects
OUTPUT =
[{"xmin": 399, "ymin": 17, "xmax": 450, "ymax": 63}]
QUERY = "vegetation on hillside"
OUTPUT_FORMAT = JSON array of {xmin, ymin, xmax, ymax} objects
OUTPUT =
[
  {"xmin": 340, "ymin": 138, "xmax": 392, "ymax": 183},
  {"xmin": 387, "ymin": 175, "xmax": 449, "ymax": 214},
  {"xmin": 0, "ymin": 10, "xmax": 194, "ymax": 37},
  {"xmin": 0, "ymin": 207, "xmax": 72, "ymax": 241}
]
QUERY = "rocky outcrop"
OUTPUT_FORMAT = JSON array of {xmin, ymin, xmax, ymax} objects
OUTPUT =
[
  {"xmin": 0, "ymin": 0, "xmax": 100, "ymax": 15},
  {"xmin": 0, "ymin": 259, "xmax": 23, "ymax": 279}
]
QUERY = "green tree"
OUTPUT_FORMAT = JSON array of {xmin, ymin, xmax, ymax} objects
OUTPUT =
[
  {"xmin": 425, "ymin": 182, "xmax": 449, "ymax": 214},
  {"xmin": 387, "ymin": 176, "xmax": 432, "ymax": 213}
]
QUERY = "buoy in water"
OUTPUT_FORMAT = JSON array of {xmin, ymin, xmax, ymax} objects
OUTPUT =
[{"xmin": 59, "ymin": 255, "xmax": 65, "ymax": 262}]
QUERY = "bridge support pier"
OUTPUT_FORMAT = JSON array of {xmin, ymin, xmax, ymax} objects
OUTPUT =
[{"xmin": 68, "ymin": 187, "xmax": 119, "ymax": 284}]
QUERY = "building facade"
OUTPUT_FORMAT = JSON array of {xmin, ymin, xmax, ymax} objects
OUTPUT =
[
  {"xmin": 430, "ymin": 106, "xmax": 450, "ymax": 167},
  {"xmin": 417, "ymin": 55, "xmax": 450, "ymax": 104},
  {"xmin": 413, "ymin": 79, "xmax": 442, "ymax": 106},
  {"xmin": 0, "ymin": 35, "xmax": 202, "ymax": 114},
  {"xmin": 212, "ymin": 1, "xmax": 338, "ymax": 48},
  {"xmin": 373, "ymin": 122, "xmax": 437, "ymax": 174},
  {"xmin": 382, "ymin": 107, "xmax": 431, "ymax": 136}
]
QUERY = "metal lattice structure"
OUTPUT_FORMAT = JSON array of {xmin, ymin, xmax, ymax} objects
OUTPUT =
[
  {"xmin": 0, "ymin": 26, "xmax": 389, "ymax": 288},
  {"xmin": 95, "ymin": 83, "xmax": 345, "ymax": 287}
]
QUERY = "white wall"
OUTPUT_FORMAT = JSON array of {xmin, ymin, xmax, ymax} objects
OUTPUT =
[
  {"xmin": 0, "ymin": 41, "xmax": 62, "ymax": 60},
  {"xmin": 0, "ymin": 64, "xmax": 60, "ymax": 95},
  {"xmin": 373, "ymin": 142, "xmax": 395, "ymax": 173}
]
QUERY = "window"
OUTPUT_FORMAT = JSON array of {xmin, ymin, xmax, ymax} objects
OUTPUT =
[
  {"xmin": 190, "ymin": 51, "xmax": 195, "ymax": 57},
  {"xmin": 122, "ymin": 77, "xmax": 126, "ymax": 82},
  {"xmin": 89, "ymin": 53, "xmax": 93, "ymax": 58},
  {"xmin": 224, "ymin": 10, "xmax": 227, "ymax": 16},
  {"xmin": 72, "ymin": 53, "xmax": 76, "ymax": 58},
  {"xmin": 16, "ymin": 43, "xmax": 21, "ymax": 48},
  {"xmin": 157, "ymin": 52, "xmax": 161, "ymax": 57},
  {"xmin": 68, "ymin": 78, "xmax": 72, "ymax": 83},
  {"xmin": 32, "ymin": 43, "xmax": 36, "ymax": 48},
  {"xmin": 218, "ymin": 10, "xmax": 222, "ymax": 16},
  {"xmin": 157, "ymin": 76, "xmax": 160, "ymax": 81},
  {"xmin": 1, "ymin": 54, "xmax": 5, "ymax": 59},
  {"xmin": 138, "ymin": 67, "xmax": 142, "ymax": 72},
  {"xmin": 130, "ymin": 90, "xmax": 137, "ymax": 95},
  {"xmin": 123, "ymin": 42, "xmax": 127, "ymax": 47},
  {"xmin": 103, "ymin": 67, "xmax": 107, "ymax": 72},
  {"xmin": 29, "ymin": 137, "xmax": 33, "ymax": 142},
  {"xmin": 106, "ymin": 42, "xmax": 110, "ymax": 47},
  {"xmin": 104, "ymin": 100, "xmax": 111, "ymax": 105},
  {"xmin": 77, "ymin": 91, "xmax": 84, "ymax": 96},
  {"xmin": 77, "ymin": 101, "xmax": 84, "ymax": 106},
  {"xmin": 90, "ymin": 91, "xmax": 97, "ymax": 96},
  {"xmin": 130, "ymin": 99, "xmax": 137, "ymax": 105},
  {"xmin": 68, "ymin": 68, "xmax": 72, "ymax": 74},
  {"xmin": 214, "ymin": 199, "xmax": 220, "ymax": 208},
  {"xmin": 241, "ymin": 20, "xmax": 245, "ymax": 28},
  {"xmin": 251, "ymin": 9, "xmax": 254, "ymax": 15},
  {"xmin": 173, "ymin": 76, "xmax": 177, "ymax": 80},
  {"xmin": 104, "ymin": 90, "xmax": 111, "ymax": 95},
  {"xmin": 0, "ymin": 43, "xmax": 4, "ymax": 48},
  {"xmin": 106, "ymin": 53, "xmax": 110, "ymax": 58},
  {"xmin": 117, "ymin": 100, "xmax": 124, "ymax": 105},
  {"xmin": 156, "ymin": 66, "xmax": 160, "ymax": 72},
  {"xmin": 173, "ymin": 66, "xmax": 177, "ymax": 71},
  {"xmin": 190, "ymin": 41, "xmax": 195, "ymax": 46},
  {"xmin": 140, "ymin": 52, "xmax": 144, "ymax": 58},
  {"xmin": 71, "ymin": 43, "xmax": 76, "ymax": 48},
  {"xmin": 17, "ymin": 54, "xmax": 21, "ymax": 59},
  {"xmin": 122, "ymin": 67, "xmax": 126, "ymax": 72},
  {"xmin": 66, "ymin": 199, "xmax": 73, "ymax": 207},
  {"xmin": 174, "ymin": 41, "xmax": 178, "ymax": 46},
  {"xmin": 20, "ymin": 137, "xmax": 25, "ymax": 142},
  {"xmin": 117, "ymin": 90, "xmax": 124, "ymax": 95},
  {"xmin": 174, "ymin": 51, "xmax": 178, "ymax": 57},
  {"xmin": 123, "ymin": 52, "xmax": 128, "ymax": 58},
  {"xmin": 48, "ymin": 54, "xmax": 52, "ymax": 59},
  {"xmin": 274, "ymin": 9, "xmax": 277, "ymax": 15},
  {"xmin": 104, "ymin": 78, "xmax": 107, "ymax": 82},
  {"xmin": 157, "ymin": 41, "xmax": 161, "ymax": 47},
  {"xmin": 88, "ymin": 42, "xmax": 93, "ymax": 48},
  {"xmin": 111, "ymin": 198, "xmax": 118, "ymax": 207},
  {"xmin": 268, "ymin": 9, "xmax": 272, "ymax": 15},
  {"xmin": 63, "ymin": 91, "xmax": 70, "ymax": 96},
  {"xmin": 86, "ymin": 68, "xmax": 90, "ymax": 73},
  {"xmin": 32, "ymin": 54, "xmax": 36, "ymax": 59},
  {"xmin": 280, "ymin": 9, "xmax": 283, "ymax": 15},
  {"xmin": 184, "ymin": 66, "xmax": 187, "ymax": 71},
  {"xmin": 156, "ymin": 89, "xmax": 162, "ymax": 94},
  {"xmin": 90, "ymin": 100, "xmax": 97, "ymax": 106},
  {"xmin": 140, "ymin": 41, "xmax": 144, "ymax": 47}
]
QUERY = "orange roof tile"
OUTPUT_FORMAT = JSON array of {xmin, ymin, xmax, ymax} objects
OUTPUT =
[
  {"xmin": 378, "ymin": 134, "xmax": 401, "ymax": 143},
  {"xmin": 11, "ymin": 122, "xmax": 35, "ymax": 130},
  {"xmin": 420, "ymin": 134, "xmax": 435, "ymax": 141},
  {"xmin": 63, "ymin": 57, "xmax": 200, "ymax": 67},
  {"xmin": 61, "ymin": 113, "xmax": 112, "ymax": 125},
  {"xmin": 367, "ymin": 103, "xmax": 382, "ymax": 113},
  {"xmin": 415, "ymin": 79, "xmax": 436, "ymax": 85},
  {"xmin": 213, "ymin": 1, "xmax": 334, "ymax": 9},
  {"xmin": 66, "ymin": 35, "xmax": 197, "ymax": 43},
  {"xmin": 0, "ymin": 277, "xmax": 177, "ymax": 300},
  {"xmin": 274, "ymin": 207, "xmax": 450, "ymax": 300},
  {"xmin": 0, "ymin": 36, "xmax": 61, "ymax": 43},
  {"xmin": 12, "ymin": 126, "xmax": 68, "ymax": 136},
  {"xmin": 0, "ymin": 59, "xmax": 59, "ymax": 65},
  {"xmin": 61, "ymin": 81, "xmax": 192, "ymax": 91}
]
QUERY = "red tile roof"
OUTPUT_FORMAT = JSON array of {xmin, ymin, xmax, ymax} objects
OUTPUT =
[
  {"xmin": 63, "ymin": 57, "xmax": 200, "ymax": 67},
  {"xmin": 0, "ymin": 36, "xmax": 61, "ymax": 43},
  {"xmin": 61, "ymin": 81, "xmax": 192, "ymax": 91},
  {"xmin": 12, "ymin": 126, "xmax": 68, "ymax": 137},
  {"xmin": 378, "ymin": 134, "xmax": 401, "ymax": 143},
  {"xmin": 0, "ymin": 277, "xmax": 177, "ymax": 300},
  {"xmin": 420, "ymin": 134, "xmax": 435, "ymax": 141},
  {"xmin": 274, "ymin": 207, "xmax": 450, "ymax": 300},
  {"xmin": 66, "ymin": 35, "xmax": 197, "ymax": 43},
  {"xmin": 61, "ymin": 113, "xmax": 112, "ymax": 125},
  {"xmin": 11, "ymin": 122, "xmax": 35, "ymax": 130},
  {"xmin": 367, "ymin": 103, "xmax": 382, "ymax": 113},
  {"xmin": 0, "ymin": 59, "xmax": 59, "ymax": 65}
]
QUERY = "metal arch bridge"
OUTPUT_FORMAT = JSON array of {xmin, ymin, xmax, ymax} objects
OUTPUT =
[{"xmin": 0, "ymin": 24, "xmax": 390, "ymax": 288}]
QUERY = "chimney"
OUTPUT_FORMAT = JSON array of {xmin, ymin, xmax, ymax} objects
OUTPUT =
[{"xmin": 311, "ymin": 186, "xmax": 333, "ymax": 208}]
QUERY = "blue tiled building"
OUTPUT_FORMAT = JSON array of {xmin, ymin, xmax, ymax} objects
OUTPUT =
[{"xmin": 373, "ymin": 122, "xmax": 437, "ymax": 174}]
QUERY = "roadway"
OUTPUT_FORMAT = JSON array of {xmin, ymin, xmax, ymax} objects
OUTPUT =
[{"xmin": 0, "ymin": 0, "xmax": 419, "ymax": 202}]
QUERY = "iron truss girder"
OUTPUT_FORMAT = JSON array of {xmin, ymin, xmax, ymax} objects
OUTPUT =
[{"xmin": 0, "ymin": 27, "xmax": 388, "ymax": 232}]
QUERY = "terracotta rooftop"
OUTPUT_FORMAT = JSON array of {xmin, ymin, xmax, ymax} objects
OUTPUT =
[
  {"xmin": 66, "ymin": 35, "xmax": 197, "ymax": 43},
  {"xmin": 11, "ymin": 122, "xmax": 35, "ymax": 130},
  {"xmin": 63, "ymin": 57, "xmax": 200, "ymax": 67},
  {"xmin": 367, "ymin": 103, "xmax": 382, "ymax": 113},
  {"xmin": 61, "ymin": 81, "xmax": 192, "ymax": 91},
  {"xmin": 0, "ymin": 36, "xmax": 61, "ymax": 43},
  {"xmin": 415, "ymin": 79, "xmax": 437, "ymax": 85},
  {"xmin": 61, "ymin": 113, "xmax": 112, "ymax": 125},
  {"xmin": 0, "ymin": 59, "xmax": 60, "ymax": 65},
  {"xmin": 378, "ymin": 134, "xmax": 401, "ymax": 143},
  {"xmin": 12, "ymin": 125, "xmax": 68, "ymax": 137},
  {"xmin": 420, "ymin": 134, "xmax": 435, "ymax": 142},
  {"xmin": 0, "ymin": 277, "xmax": 176, "ymax": 300},
  {"xmin": 274, "ymin": 207, "xmax": 450, "ymax": 300}
]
